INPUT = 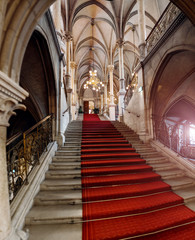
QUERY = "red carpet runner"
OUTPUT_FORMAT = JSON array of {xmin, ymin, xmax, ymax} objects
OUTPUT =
[{"xmin": 81, "ymin": 114, "xmax": 195, "ymax": 240}]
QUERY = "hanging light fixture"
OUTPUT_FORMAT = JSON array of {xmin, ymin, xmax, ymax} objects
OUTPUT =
[{"xmin": 84, "ymin": 19, "xmax": 104, "ymax": 92}]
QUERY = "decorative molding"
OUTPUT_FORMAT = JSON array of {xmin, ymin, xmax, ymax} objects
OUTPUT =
[
  {"xmin": 0, "ymin": 71, "xmax": 29, "ymax": 102},
  {"xmin": 146, "ymin": 3, "xmax": 181, "ymax": 53},
  {"xmin": 0, "ymin": 98, "xmax": 26, "ymax": 127}
]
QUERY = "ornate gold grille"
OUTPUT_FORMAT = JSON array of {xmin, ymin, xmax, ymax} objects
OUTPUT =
[{"xmin": 6, "ymin": 115, "xmax": 53, "ymax": 201}]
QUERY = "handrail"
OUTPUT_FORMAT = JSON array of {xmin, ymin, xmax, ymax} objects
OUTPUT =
[
  {"xmin": 6, "ymin": 115, "xmax": 52, "ymax": 146},
  {"xmin": 62, "ymin": 106, "xmax": 70, "ymax": 116},
  {"xmin": 6, "ymin": 114, "xmax": 53, "ymax": 202},
  {"xmin": 6, "ymin": 132, "xmax": 23, "ymax": 146},
  {"xmin": 25, "ymin": 115, "xmax": 51, "ymax": 135}
]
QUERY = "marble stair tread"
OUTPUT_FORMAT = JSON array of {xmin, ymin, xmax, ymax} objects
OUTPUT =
[
  {"xmin": 164, "ymin": 177, "xmax": 195, "ymax": 190},
  {"xmin": 35, "ymin": 190, "xmax": 82, "ymax": 203},
  {"xmin": 25, "ymin": 204, "xmax": 82, "ymax": 224},
  {"xmin": 59, "ymin": 146, "xmax": 81, "ymax": 150},
  {"xmin": 174, "ymin": 186, "xmax": 195, "ymax": 202},
  {"xmin": 46, "ymin": 171, "xmax": 81, "ymax": 179},
  {"xmin": 52, "ymin": 155, "xmax": 81, "ymax": 161},
  {"xmin": 47, "ymin": 169, "xmax": 81, "ymax": 175},
  {"xmin": 155, "ymin": 169, "xmax": 184, "ymax": 179},
  {"xmin": 185, "ymin": 200, "xmax": 195, "ymax": 212},
  {"xmin": 49, "ymin": 163, "xmax": 81, "ymax": 170},
  {"xmin": 144, "ymin": 156, "xmax": 168, "ymax": 162},
  {"xmin": 26, "ymin": 223, "xmax": 82, "ymax": 240},
  {"xmin": 149, "ymin": 162, "xmax": 176, "ymax": 171},
  {"xmin": 55, "ymin": 151, "xmax": 81, "ymax": 156},
  {"xmin": 41, "ymin": 179, "xmax": 81, "ymax": 190}
]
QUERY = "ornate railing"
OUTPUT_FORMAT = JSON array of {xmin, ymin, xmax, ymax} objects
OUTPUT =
[
  {"xmin": 6, "ymin": 115, "xmax": 53, "ymax": 201},
  {"xmin": 155, "ymin": 118, "xmax": 195, "ymax": 160},
  {"xmin": 146, "ymin": 3, "xmax": 181, "ymax": 53}
]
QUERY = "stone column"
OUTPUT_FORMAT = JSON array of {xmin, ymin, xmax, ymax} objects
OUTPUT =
[
  {"xmin": 63, "ymin": 33, "xmax": 72, "ymax": 121},
  {"xmin": 70, "ymin": 61, "xmax": 76, "ymax": 120},
  {"xmin": 0, "ymin": 71, "xmax": 29, "ymax": 240},
  {"xmin": 103, "ymin": 82, "xmax": 108, "ymax": 115},
  {"xmin": 117, "ymin": 39, "xmax": 126, "ymax": 122},
  {"xmin": 100, "ymin": 90, "xmax": 104, "ymax": 115},
  {"xmin": 52, "ymin": 0, "xmax": 62, "ymax": 32},
  {"xmin": 108, "ymin": 65, "xmax": 115, "ymax": 120},
  {"xmin": 137, "ymin": 0, "xmax": 146, "ymax": 60}
]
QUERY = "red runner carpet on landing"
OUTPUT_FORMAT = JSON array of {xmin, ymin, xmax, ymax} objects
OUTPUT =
[{"xmin": 81, "ymin": 114, "xmax": 195, "ymax": 240}]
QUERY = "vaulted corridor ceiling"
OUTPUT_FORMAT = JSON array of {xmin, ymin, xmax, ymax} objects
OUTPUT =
[{"xmin": 53, "ymin": 0, "xmax": 169, "ymax": 94}]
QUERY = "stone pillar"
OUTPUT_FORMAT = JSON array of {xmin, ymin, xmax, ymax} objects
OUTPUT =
[
  {"xmin": 70, "ymin": 61, "xmax": 76, "ymax": 120},
  {"xmin": 108, "ymin": 65, "xmax": 115, "ymax": 120},
  {"xmin": 117, "ymin": 39, "xmax": 126, "ymax": 122},
  {"xmin": 52, "ymin": 0, "xmax": 62, "ymax": 32},
  {"xmin": 63, "ymin": 33, "xmax": 72, "ymax": 121},
  {"xmin": 103, "ymin": 82, "xmax": 107, "ymax": 115},
  {"xmin": 0, "ymin": 71, "xmax": 29, "ymax": 240},
  {"xmin": 137, "ymin": 0, "xmax": 146, "ymax": 60},
  {"xmin": 100, "ymin": 90, "xmax": 104, "ymax": 115}
]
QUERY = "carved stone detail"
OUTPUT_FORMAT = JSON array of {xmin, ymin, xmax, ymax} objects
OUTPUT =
[
  {"xmin": 107, "ymin": 65, "xmax": 114, "ymax": 72},
  {"xmin": 70, "ymin": 61, "xmax": 76, "ymax": 69},
  {"xmin": 146, "ymin": 3, "xmax": 181, "ymax": 53},
  {"xmin": 0, "ymin": 98, "xmax": 26, "ymax": 127},
  {"xmin": 62, "ymin": 32, "xmax": 73, "ymax": 42}
]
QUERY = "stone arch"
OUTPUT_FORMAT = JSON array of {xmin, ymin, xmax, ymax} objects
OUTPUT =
[
  {"xmin": 7, "ymin": 30, "xmax": 57, "ymax": 139},
  {"xmin": 0, "ymin": 0, "xmax": 57, "ymax": 82},
  {"xmin": 149, "ymin": 46, "xmax": 195, "ymax": 138}
]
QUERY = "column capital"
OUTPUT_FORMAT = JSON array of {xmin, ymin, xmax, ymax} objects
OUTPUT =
[
  {"xmin": 117, "ymin": 38, "xmax": 124, "ymax": 48},
  {"xmin": 0, "ymin": 71, "xmax": 28, "ymax": 127},
  {"xmin": 70, "ymin": 61, "xmax": 76, "ymax": 69},
  {"xmin": 107, "ymin": 65, "xmax": 114, "ymax": 72},
  {"xmin": 62, "ymin": 32, "xmax": 73, "ymax": 42},
  {"xmin": 0, "ymin": 98, "xmax": 26, "ymax": 127}
]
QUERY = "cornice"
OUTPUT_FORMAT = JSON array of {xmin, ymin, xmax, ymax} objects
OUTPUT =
[{"xmin": 0, "ymin": 71, "xmax": 29, "ymax": 102}]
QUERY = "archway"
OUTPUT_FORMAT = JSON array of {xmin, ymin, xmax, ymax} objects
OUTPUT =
[{"xmin": 7, "ymin": 31, "xmax": 57, "ymax": 139}]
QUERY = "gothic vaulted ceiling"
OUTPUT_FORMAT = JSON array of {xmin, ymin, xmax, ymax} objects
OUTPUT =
[{"xmin": 52, "ymin": 0, "xmax": 169, "ymax": 95}]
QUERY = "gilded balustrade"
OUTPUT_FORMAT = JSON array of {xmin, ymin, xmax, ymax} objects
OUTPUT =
[
  {"xmin": 6, "ymin": 115, "xmax": 53, "ymax": 201},
  {"xmin": 155, "ymin": 118, "xmax": 195, "ymax": 160}
]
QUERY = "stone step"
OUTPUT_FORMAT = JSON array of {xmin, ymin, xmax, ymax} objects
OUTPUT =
[
  {"xmin": 140, "ymin": 152, "xmax": 165, "ymax": 158},
  {"xmin": 55, "ymin": 151, "xmax": 81, "ymax": 156},
  {"xmin": 59, "ymin": 146, "xmax": 81, "ymax": 150},
  {"xmin": 52, "ymin": 155, "xmax": 81, "ymax": 161},
  {"xmin": 65, "ymin": 142, "xmax": 81, "ymax": 147},
  {"xmin": 34, "ymin": 189, "xmax": 82, "ymax": 205},
  {"xmin": 25, "ymin": 204, "xmax": 82, "ymax": 225},
  {"xmin": 164, "ymin": 177, "xmax": 195, "ymax": 190},
  {"xmin": 150, "ymin": 162, "xmax": 177, "ymax": 171},
  {"xmin": 26, "ymin": 223, "xmax": 82, "ymax": 240},
  {"xmin": 174, "ymin": 186, "xmax": 195, "ymax": 203},
  {"xmin": 40, "ymin": 179, "xmax": 81, "ymax": 191},
  {"xmin": 46, "ymin": 170, "xmax": 81, "ymax": 179},
  {"xmin": 156, "ymin": 169, "xmax": 185, "ymax": 179},
  {"xmin": 49, "ymin": 162, "xmax": 80, "ymax": 170},
  {"xmin": 144, "ymin": 156, "xmax": 168, "ymax": 163}
]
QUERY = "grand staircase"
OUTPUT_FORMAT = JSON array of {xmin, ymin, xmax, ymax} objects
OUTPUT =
[{"xmin": 25, "ymin": 116, "xmax": 195, "ymax": 240}]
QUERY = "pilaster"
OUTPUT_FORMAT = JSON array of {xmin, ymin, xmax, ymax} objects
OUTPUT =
[{"xmin": 0, "ymin": 71, "xmax": 29, "ymax": 240}]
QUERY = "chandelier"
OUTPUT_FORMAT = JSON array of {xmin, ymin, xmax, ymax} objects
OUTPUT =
[
  {"xmin": 84, "ymin": 19, "xmax": 104, "ymax": 92},
  {"xmin": 84, "ymin": 69, "xmax": 104, "ymax": 92}
]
